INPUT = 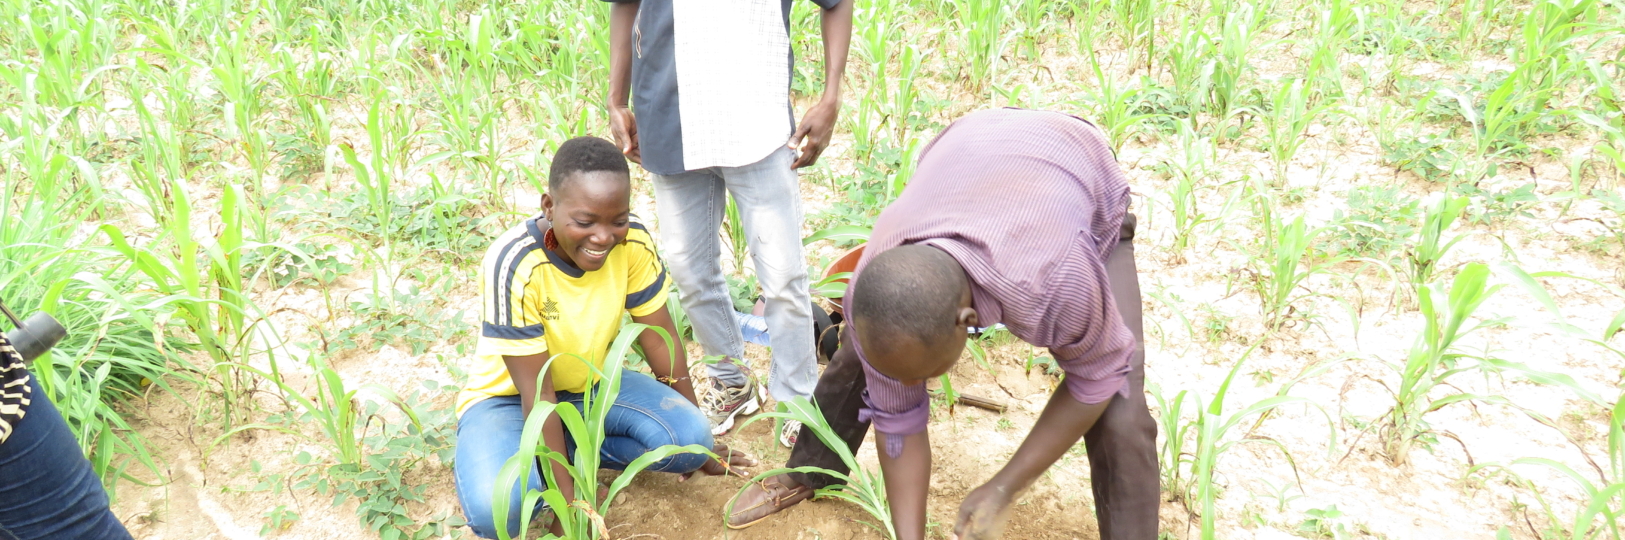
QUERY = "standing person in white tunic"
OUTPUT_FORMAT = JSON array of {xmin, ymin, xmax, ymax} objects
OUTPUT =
[{"xmin": 601, "ymin": 0, "xmax": 853, "ymax": 446}]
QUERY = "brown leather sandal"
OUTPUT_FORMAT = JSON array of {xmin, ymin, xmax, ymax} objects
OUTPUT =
[{"xmin": 725, "ymin": 474, "xmax": 815, "ymax": 529}]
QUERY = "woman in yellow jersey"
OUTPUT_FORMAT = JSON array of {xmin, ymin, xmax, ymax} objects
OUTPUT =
[{"xmin": 453, "ymin": 137, "xmax": 755, "ymax": 538}]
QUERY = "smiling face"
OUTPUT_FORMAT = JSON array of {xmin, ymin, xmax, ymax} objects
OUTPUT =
[{"xmin": 541, "ymin": 170, "xmax": 632, "ymax": 272}]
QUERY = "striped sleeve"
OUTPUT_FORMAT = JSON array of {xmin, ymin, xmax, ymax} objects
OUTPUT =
[
  {"xmin": 0, "ymin": 333, "xmax": 32, "ymax": 444},
  {"xmin": 476, "ymin": 229, "xmax": 550, "ymax": 358},
  {"xmin": 623, "ymin": 223, "xmax": 669, "ymax": 317}
]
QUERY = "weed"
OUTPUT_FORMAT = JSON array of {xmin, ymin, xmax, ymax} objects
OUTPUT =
[
  {"xmin": 261, "ymin": 505, "xmax": 300, "ymax": 536},
  {"xmin": 1328, "ymin": 186, "xmax": 1419, "ymax": 261},
  {"xmin": 1298, "ymin": 505, "xmax": 1350, "ymax": 539},
  {"xmin": 1586, "ymin": 188, "xmax": 1625, "ymax": 254}
]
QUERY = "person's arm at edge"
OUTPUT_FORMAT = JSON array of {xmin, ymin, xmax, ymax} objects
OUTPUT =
[
  {"xmin": 607, "ymin": 1, "xmax": 640, "ymax": 162},
  {"xmin": 503, "ymin": 353, "xmax": 573, "ymax": 536},
  {"xmin": 876, "ymin": 429, "xmax": 932, "ymax": 540},
  {"xmin": 789, "ymin": 0, "xmax": 853, "ymax": 168}
]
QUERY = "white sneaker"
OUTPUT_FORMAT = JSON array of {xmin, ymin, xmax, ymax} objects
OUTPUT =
[
  {"xmin": 702, "ymin": 377, "xmax": 761, "ymax": 436},
  {"xmin": 779, "ymin": 419, "xmax": 802, "ymax": 448}
]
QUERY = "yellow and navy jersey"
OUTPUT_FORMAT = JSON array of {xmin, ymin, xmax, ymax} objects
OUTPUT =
[{"xmin": 456, "ymin": 214, "xmax": 668, "ymax": 417}]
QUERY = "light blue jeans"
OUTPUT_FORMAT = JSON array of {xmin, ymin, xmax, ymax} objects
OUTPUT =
[
  {"xmin": 651, "ymin": 146, "xmax": 817, "ymax": 401},
  {"xmin": 453, "ymin": 371, "xmax": 713, "ymax": 539}
]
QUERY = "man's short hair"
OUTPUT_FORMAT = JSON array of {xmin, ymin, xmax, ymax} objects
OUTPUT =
[
  {"xmin": 849, "ymin": 245, "xmax": 966, "ymax": 349},
  {"xmin": 549, "ymin": 137, "xmax": 630, "ymax": 193}
]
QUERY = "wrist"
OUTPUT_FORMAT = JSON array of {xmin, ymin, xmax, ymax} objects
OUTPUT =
[
  {"xmin": 985, "ymin": 472, "xmax": 1029, "ymax": 498},
  {"xmin": 818, "ymin": 89, "xmax": 841, "ymax": 107}
]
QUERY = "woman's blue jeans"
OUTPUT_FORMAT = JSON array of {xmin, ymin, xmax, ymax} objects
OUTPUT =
[
  {"xmin": 454, "ymin": 370, "xmax": 714, "ymax": 539},
  {"xmin": 0, "ymin": 377, "xmax": 133, "ymax": 540}
]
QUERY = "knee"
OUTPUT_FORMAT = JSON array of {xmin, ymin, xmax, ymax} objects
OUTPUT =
[
  {"xmin": 758, "ymin": 268, "xmax": 811, "ymax": 299},
  {"xmin": 652, "ymin": 400, "xmax": 717, "ymax": 473},
  {"xmin": 665, "ymin": 422, "xmax": 715, "ymax": 474},
  {"xmin": 666, "ymin": 401, "xmax": 716, "ymax": 451}
]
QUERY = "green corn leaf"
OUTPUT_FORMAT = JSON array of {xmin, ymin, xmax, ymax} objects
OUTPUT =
[{"xmin": 803, "ymin": 226, "xmax": 873, "ymax": 245}]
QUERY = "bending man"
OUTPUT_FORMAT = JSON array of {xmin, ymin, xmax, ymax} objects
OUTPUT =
[{"xmin": 725, "ymin": 108, "xmax": 1160, "ymax": 539}]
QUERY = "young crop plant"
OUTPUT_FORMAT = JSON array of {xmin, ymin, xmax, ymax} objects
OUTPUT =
[
  {"xmin": 1243, "ymin": 187, "xmax": 1341, "ymax": 330},
  {"xmin": 1110, "ymin": 0, "xmax": 1157, "ymax": 70},
  {"xmin": 1154, "ymin": 341, "xmax": 1335, "ymax": 540},
  {"xmin": 732, "ymin": 396, "xmax": 897, "ymax": 539},
  {"xmin": 1158, "ymin": 120, "xmax": 1219, "ymax": 259},
  {"xmin": 1464, "ymin": 267, "xmax": 1625, "ymax": 539},
  {"xmin": 724, "ymin": 195, "xmax": 750, "ymax": 276},
  {"xmin": 1303, "ymin": 0, "xmax": 1363, "ymax": 98},
  {"xmin": 1402, "ymin": 195, "xmax": 1469, "ymax": 304},
  {"xmin": 1260, "ymin": 77, "xmax": 1336, "ymax": 185},
  {"xmin": 208, "ymin": 27, "xmax": 273, "ymax": 202},
  {"xmin": 490, "ymin": 324, "xmax": 717, "ymax": 540},
  {"xmin": 1205, "ymin": 2, "xmax": 1263, "ymax": 136},
  {"xmin": 1376, "ymin": 262, "xmax": 1541, "ymax": 466},
  {"xmin": 953, "ymin": 0, "xmax": 1009, "ymax": 92},
  {"xmin": 1498, "ymin": 264, "xmax": 1625, "ymax": 377},
  {"xmin": 99, "ymin": 178, "xmax": 270, "ymax": 423}
]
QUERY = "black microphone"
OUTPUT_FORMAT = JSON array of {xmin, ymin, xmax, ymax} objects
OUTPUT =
[{"xmin": 0, "ymin": 300, "xmax": 67, "ymax": 362}]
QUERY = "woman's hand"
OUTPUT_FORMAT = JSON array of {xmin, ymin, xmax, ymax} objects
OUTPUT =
[{"xmin": 680, "ymin": 443, "xmax": 757, "ymax": 481}]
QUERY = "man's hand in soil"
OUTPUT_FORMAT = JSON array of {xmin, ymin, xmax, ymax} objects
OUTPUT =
[
  {"xmin": 680, "ymin": 443, "xmax": 756, "ymax": 481},
  {"xmin": 949, "ymin": 481, "xmax": 1016, "ymax": 540},
  {"xmin": 951, "ymin": 387, "xmax": 1110, "ymax": 539}
]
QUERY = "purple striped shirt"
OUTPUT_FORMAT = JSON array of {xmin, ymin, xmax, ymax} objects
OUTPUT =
[{"xmin": 847, "ymin": 109, "xmax": 1136, "ymax": 452}]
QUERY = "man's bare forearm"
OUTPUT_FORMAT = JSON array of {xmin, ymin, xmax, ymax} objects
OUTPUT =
[
  {"xmin": 817, "ymin": 0, "xmax": 853, "ymax": 105},
  {"xmin": 608, "ymin": 2, "xmax": 639, "ymax": 109},
  {"xmin": 985, "ymin": 388, "xmax": 1109, "ymax": 494},
  {"xmin": 877, "ymin": 430, "xmax": 932, "ymax": 540}
]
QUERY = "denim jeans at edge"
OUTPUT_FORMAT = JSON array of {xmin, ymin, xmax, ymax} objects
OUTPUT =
[
  {"xmin": 651, "ymin": 146, "xmax": 817, "ymax": 402},
  {"xmin": 453, "ymin": 370, "xmax": 714, "ymax": 539},
  {"xmin": 0, "ymin": 377, "xmax": 134, "ymax": 540}
]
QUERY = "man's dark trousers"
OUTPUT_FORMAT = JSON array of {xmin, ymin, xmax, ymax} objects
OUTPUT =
[{"xmin": 784, "ymin": 213, "xmax": 1160, "ymax": 540}]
